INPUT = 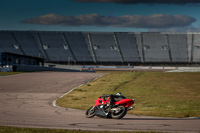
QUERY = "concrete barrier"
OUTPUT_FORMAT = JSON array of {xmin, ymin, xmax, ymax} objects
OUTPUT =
[{"xmin": 14, "ymin": 65, "xmax": 81, "ymax": 72}]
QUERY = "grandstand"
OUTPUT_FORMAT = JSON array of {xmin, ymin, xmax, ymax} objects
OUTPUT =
[
  {"xmin": 0, "ymin": 30, "xmax": 200, "ymax": 65},
  {"xmin": 142, "ymin": 33, "xmax": 170, "ymax": 62}
]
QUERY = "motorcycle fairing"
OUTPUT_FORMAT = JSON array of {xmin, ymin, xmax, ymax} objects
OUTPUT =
[
  {"xmin": 94, "ymin": 97, "xmax": 108, "ymax": 106},
  {"xmin": 114, "ymin": 99, "xmax": 134, "ymax": 107}
]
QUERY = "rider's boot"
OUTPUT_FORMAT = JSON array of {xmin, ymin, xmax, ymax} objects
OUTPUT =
[{"xmin": 108, "ymin": 103, "xmax": 118, "ymax": 112}]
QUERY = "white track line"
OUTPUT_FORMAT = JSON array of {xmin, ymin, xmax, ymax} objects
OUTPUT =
[{"xmin": 52, "ymin": 75, "xmax": 104, "ymax": 108}]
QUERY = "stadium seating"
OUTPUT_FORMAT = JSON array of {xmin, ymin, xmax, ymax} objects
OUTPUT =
[
  {"xmin": 168, "ymin": 34, "xmax": 188, "ymax": 62},
  {"xmin": 1, "ymin": 31, "xmax": 200, "ymax": 64},
  {"xmin": 193, "ymin": 34, "xmax": 200, "ymax": 62},
  {"xmin": 115, "ymin": 33, "xmax": 140, "ymax": 62},
  {"xmin": 90, "ymin": 33, "xmax": 122, "ymax": 62},
  {"xmin": 142, "ymin": 33, "xmax": 170, "ymax": 62},
  {"xmin": 0, "ymin": 31, "xmax": 23, "ymax": 54},
  {"xmin": 13, "ymin": 31, "xmax": 43, "ymax": 57},
  {"xmin": 38, "ymin": 32, "xmax": 74, "ymax": 62},
  {"xmin": 64, "ymin": 32, "xmax": 93, "ymax": 62}
]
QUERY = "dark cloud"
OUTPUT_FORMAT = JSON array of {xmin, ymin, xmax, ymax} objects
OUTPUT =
[
  {"xmin": 74, "ymin": 0, "xmax": 200, "ymax": 5},
  {"xmin": 21, "ymin": 13, "xmax": 196, "ymax": 28}
]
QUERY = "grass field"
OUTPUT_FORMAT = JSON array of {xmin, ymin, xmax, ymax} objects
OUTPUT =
[
  {"xmin": 0, "ymin": 126, "xmax": 164, "ymax": 133},
  {"xmin": 0, "ymin": 72, "xmax": 23, "ymax": 76},
  {"xmin": 57, "ymin": 71, "xmax": 200, "ymax": 118}
]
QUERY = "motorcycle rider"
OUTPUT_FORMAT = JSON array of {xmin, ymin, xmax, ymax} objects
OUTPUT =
[{"xmin": 101, "ymin": 92, "xmax": 126, "ymax": 110}]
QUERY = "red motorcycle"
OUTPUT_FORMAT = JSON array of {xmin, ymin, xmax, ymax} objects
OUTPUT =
[{"xmin": 85, "ymin": 94, "xmax": 134, "ymax": 119}]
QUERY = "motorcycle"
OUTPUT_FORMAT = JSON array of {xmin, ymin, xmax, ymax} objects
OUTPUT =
[{"xmin": 85, "ymin": 94, "xmax": 134, "ymax": 119}]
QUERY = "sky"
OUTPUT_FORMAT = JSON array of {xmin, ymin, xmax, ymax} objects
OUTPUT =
[{"xmin": 0, "ymin": 0, "xmax": 200, "ymax": 32}]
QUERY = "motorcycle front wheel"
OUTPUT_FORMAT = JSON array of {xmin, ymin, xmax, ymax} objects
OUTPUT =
[
  {"xmin": 111, "ymin": 105, "xmax": 127, "ymax": 119},
  {"xmin": 85, "ymin": 106, "xmax": 96, "ymax": 118}
]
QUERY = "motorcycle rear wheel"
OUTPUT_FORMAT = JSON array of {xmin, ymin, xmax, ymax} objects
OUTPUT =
[
  {"xmin": 85, "ymin": 106, "xmax": 96, "ymax": 118},
  {"xmin": 111, "ymin": 105, "xmax": 127, "ymax": 119}
]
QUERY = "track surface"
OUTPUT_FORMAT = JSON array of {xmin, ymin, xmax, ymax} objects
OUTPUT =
[{"xmin": 0, "ymin": 72, "xmax": 199, "ymax": 132}]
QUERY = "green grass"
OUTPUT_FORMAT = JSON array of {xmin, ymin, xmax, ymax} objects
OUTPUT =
[
  {"xmin": 57, "ymin": 71, "xmax": 200, "ymax": 118},
  {"xmin": 0, "ymin": 72, "xmax": 23, "ymax": 76},
  {"xmin": 0, "ymin": 126, "xmax": 164, "ymax": 133}
]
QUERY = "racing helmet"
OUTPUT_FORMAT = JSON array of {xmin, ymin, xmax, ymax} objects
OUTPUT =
[{"xmin": 116, "ymin": 92, "xmax": 122, "ymax": 96}]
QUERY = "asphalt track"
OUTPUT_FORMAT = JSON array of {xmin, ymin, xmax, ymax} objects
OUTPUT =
[{"xmin": 0, "ymin": 72, "xmax": 199, "ymax": 132}]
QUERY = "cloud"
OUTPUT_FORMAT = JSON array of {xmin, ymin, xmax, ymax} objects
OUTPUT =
[
  {"xmin": 21, "ymin": 13, "xmax": 196, "ymax": 28},
  {"xmin": 74, "ymin": 0, "xmax": 200, "ymax": 5}
]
